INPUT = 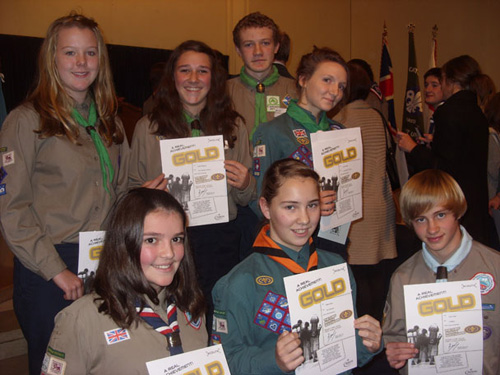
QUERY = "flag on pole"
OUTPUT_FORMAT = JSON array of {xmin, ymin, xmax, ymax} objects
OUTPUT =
[
  {"xmin": 402, "ymin": 24, "xmax": 424, "ymax": 141},
  {"xmin": 0, "ymin": 73, "xmax": 6, "ymax": 129},
  {"xmin": 379, "ymin": 23, "xmax": 397, "ymax": 133},
  {"xmin": 426, "ymin": 25, "xmax": 439, "ymax": 133},
  {"xmin": 429, "ymin": 25, "xmax": 438, "ymax": 68}
]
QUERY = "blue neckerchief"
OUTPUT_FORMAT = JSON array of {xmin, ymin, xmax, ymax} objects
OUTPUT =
[
  {"xmin": 422, "ymin": 226, "xmax": 472, "ymax": 272},
  {"xmin": 135, "ymin": 296, "xmax": 183, "ymax": 355}
]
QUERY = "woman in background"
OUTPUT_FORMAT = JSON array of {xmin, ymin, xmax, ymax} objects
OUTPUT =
[
  {"xmin": 397, "ymin": 55, "xmax": 491, "ymax": 246},
  {"xmin": 0, "ymin": 13, "xmax": 129, "ymax": 374},
  {"xmin": 334, "ymin": 61, "xmax": 397, "ymax": 321}
]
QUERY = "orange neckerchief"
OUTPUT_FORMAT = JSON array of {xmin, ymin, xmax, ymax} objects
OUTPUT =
[{"xmin": 253, "ymin": 224, "xmax": 318, "ymax": 274}]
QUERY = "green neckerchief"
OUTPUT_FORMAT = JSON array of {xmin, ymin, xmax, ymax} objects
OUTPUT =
[
  {"xmin": 72, "ymin": 101, "xmax": 114, "ymax": 194},
  {"xmin": 183, "ymin": 111, "xmax": 201, "ymax": 137},
  {"xmin": 239, "ymin": 65, "xmax": 280, "ymax": 140},
  {"xmin": 286, "ymin": 99, "xmax": 331, "ymax": 133}
]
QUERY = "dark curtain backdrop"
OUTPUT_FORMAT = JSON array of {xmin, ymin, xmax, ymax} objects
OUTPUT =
[{"xmin": 0, "ymin": 34, "xmax": 229, "ymax": 113}]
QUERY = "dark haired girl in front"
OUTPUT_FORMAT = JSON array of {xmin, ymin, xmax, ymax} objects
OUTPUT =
[{"xmin": 44, "ymin": 188, "xmax": 207, "ymax": 374}]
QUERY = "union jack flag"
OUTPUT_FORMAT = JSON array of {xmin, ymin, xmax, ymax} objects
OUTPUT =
[
  {"xmin": 104, "ymin": 328, "xmax": 130, "ymax": 345},
  {"xmin": 379, "ymin": 22, "xmax": 397, "ymax": 134}
]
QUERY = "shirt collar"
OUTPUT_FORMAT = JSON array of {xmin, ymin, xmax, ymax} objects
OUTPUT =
[
  {"xmin": 422, "ymin": 225, "xmax": 472, "ymax": 272},
  {"xmin": 267, "ymin": 229, "xmax": 310, "ymax": 269}
]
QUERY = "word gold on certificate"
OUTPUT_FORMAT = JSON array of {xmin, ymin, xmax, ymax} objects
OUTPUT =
[
  {"xmin": 404, "ymin": 280, "xmax": 483, "ymax": 374},
  {"xmin": 160, "ymin": 135, "xmax": 229, "ymax": 227},
  {"xmin": 284, "ymin": 263, "xmax": 356, "ymax": 374},
  {"xmin": 311, "ymin": 128, "xmax": 363, "ymax": 242},
  {"xmin": 146, "ymin": 344, "xmax": 231, "ymax": 375},
  {"xmin": 78, "ymin": 231, "xmax": 105, "ymax": 295}
]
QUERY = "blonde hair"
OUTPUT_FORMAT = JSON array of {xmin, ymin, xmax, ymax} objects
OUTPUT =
[
  {"xmin": 29, "ymin": 12, "xmax": 123, "ymax": 146},
  {"xmin": 400, "ymin": 169, "xmax": 467, "ymax": 227}
]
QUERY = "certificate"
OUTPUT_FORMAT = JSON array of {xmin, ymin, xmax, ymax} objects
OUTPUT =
[
  {"xmin": 284, "ymin": 263, "xmax": 356, "ymax": 374},
  {"xmin": 311, "ymin": 128, "xmax": 363, "ymax": 236},
  {"xmin": 404, "ymin": 280, "xmax": 483, "ymax": 374},
  {"xmin": 160, "ymin": 135, "xmax": 228, "ymax": 227},
  {"xmin": 146, "ymin": 344, "xmax": 231, "ymax": 375},
  {"xmin": 78, "ymin": 231, "xmax": 105, "ymax": 294}
]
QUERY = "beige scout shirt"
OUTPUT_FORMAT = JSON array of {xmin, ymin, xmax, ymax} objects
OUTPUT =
[
  {"xmin": 128, "ymin": 116, "xmax": 255, "ymax": 220},
  {"xmin": 383, "ymin": 241, "xmax": 500, "ymax": 375},
  {"xmin": 44, "ymin": 291, "xmax": 208, "ymax": 375},
  {"xmin": 226, "ymin": 75, "xmax": 298, "ymax": 138},
  {"xmin": 0, "ymin": 104, "xmax": 129, "ymax": 280}
]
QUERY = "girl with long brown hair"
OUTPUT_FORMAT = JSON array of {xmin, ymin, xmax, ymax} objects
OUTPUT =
[{"xmin": 129, "ymin": 40, "xmax": 255, "ymax": 328}]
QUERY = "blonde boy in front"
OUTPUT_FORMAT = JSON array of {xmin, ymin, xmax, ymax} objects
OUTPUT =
[{"xmin": 383, "ymin": 169, "xmax": 500, "ymax": 375}]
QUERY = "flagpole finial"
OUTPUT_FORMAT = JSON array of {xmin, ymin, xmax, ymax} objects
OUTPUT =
[
  {"xmin": 432, "ymin": 24, "xmax": 438, "ymax": 38},
  {"xmin": 407, "ymin": 23, "xmax": 416, "ymax": 33},
  {"xmin": 383, "ymin": 21, "xmax": 388, "ymax": 38}
]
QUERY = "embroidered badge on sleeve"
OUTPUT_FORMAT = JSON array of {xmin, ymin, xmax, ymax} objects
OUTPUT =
[
  {"xmin": 184, "ymin": 311, "xmax": 202, "ymax": 330},
  {"xmin": 472, "ymin": 272, "xmax": 496, "ymax": 295},
  {"xmin": 254, "ymin": 291, "xmax": 290, "ymax": 334},
  {"xmin": 42, "ymin": 352, "xmax": 67, "ymax": 375},
  {"xmin": 0, "ymin": 166, "xmax": 7, "ymax": 183},
  {"xmin": 2, "ymin": 151, "xmax": 14, "ymax": 166}
]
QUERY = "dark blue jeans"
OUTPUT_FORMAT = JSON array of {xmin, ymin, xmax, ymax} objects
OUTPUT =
[{"xmin": 13, "ymin": 243, "xmax": 78, "ymax": 375}]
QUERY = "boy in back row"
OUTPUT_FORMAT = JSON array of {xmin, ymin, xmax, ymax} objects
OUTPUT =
[
  {"xmin": 229, "ymin": 12, "xmax": 298, "ymax": 259},
  {"xmin": 228, "ymin": 12, "xmax": 297, "ymax": 142},
  {"xmin": 383, "ymin": 169, "xmax": 500, "ymax": 374}
]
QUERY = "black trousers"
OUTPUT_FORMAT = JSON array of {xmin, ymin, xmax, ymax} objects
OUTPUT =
[
  {"xmin": 13, "ymin": 243, "xmax": 78, "ymax": 375},
  {"xmin": 188, "ymin": 220, "xmax": 241, "ymax": 333}
]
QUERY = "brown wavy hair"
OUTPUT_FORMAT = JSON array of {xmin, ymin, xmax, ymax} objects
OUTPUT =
[
  {"xmin": 149, "ymin": 40, "xmax": 241, "ymax": 148},
  {"xmin": 94, "ymin": 188, "xmax": 206, "ymax": 328},
  {"xmin": 29, "ymin": 12, "xmax": 123, "ymax": 146},
  {"xmin": 441, "ymin": 55, "xmax": 482, "ymax": 91},
  {"xmin": 232, "ymin": 12, "xmax": 280, "ymax": 48}
]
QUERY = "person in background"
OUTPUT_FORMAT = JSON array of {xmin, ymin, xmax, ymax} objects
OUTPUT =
[
  {"xmin": 469, "ymin": 73, "xmax": 496, "ymax": 112},
  {"xmin": 128, "ymin": 40, "xmax": 254, "ymax": 330},
  {"xmin": 397, "ymin": 55, "xmax": 491, "ymax": 247},
  {"xmin": 384, "ymin": 169, "xmax": 500, "ymax": 375},
  {"xmin": 0, "ymin": 13, "xmax": 129, "ymax": 374},
  {"xmin": 485, "ymin": 93, "xmax": 500, "ymax": 243},
  {"xmin": 44, "ymin": 188, "xmax": 207, "ymax": 374},
  {"xmin": 423, "ymin": 67, "xmax": 444, "ymax": 136},
  {"xmin": 212, "ymin": 159, "xmax": 382, "ymax": 374},
  {"xmin": 343, "ymin": 58, "xmax": 389, "ymax": 121},
  {"xmin": 333, "ymin": 61, "xmax": 397, "ymax": 322},
  {"xmin": 273, "ymin": 32, "xmax": 294, "ymax": 79}
]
